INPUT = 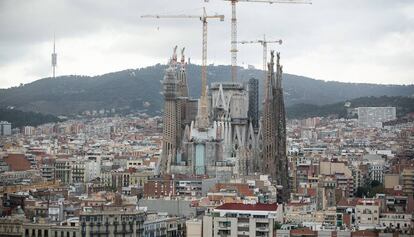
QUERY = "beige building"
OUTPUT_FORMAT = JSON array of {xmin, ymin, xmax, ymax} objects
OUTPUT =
[
  {"xmin": 23, "ymin": 222, "xmax": 79, "ymax": 237},
  {"xmin": 79, "ymin": 209, "xmax": 145, "ymax": 237},
  {"xmin": 355, "ymin": 199, "xmax": 380, "ymax": 230},
  {"xmin": 0, "ymin": 216, "xmax": 24, "ymax": 237},
  {"xmin": 203, "ymin": 203, "xmax": 280, "ymax": 237},
  {"xmin": 186, "ymin": 219, "xmax": 202, "ymax": 237},
  {"xmin": 319, "ymin": 162, "xmax": 352, "ymax": 177},
  {"xmin": 379, "ymin": 213, "xmax": 413, "ymax": 233},
  {"xmin": 402, "ymin": 168, "xmax": 414, "ymax": 197},
  {"xmin": 384, "ymin": 174, "xmax": 400, "ymax": 189}
]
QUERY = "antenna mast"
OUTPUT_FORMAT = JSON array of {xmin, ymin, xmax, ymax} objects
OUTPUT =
[{"xmin": 51, "ymin": 35, "xmax": 57, "ymax": 78}]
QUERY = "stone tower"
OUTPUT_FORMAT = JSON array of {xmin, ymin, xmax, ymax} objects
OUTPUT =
[
  {"xmin": 248, "ymin": 78, "xmax": 259, "ymax": 130},
  {"xmin": 261, "ymin": 51, "xmax": 289, "ymax": 202},
  {"xmin": 159, "ymin": 48, "xmax": 180, "ymax": 175}
]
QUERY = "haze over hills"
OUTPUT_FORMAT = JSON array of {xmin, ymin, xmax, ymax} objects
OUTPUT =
[
  {"xmin": 0, "ymin": 64, "xmax": 413, "ymax": 117},
  {"xmin": 286, "ymin": 96, "xmax": 414, "ymax": 119}
]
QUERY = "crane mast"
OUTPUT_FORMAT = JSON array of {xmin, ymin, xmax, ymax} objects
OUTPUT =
[
  {"xmin": 231, "ymin": 1, "xmax": 237, "ymax": 82},
  {"xmin": 141, "ymin": 9, "xmax": 224, "ymax": 130},
  {"xmin": 141, "ymin": 8, "xmax": 224, "ymax": 99},
  {"xmin": 237, "ymin": 35, "xmax": 282, "ymax": 76},
  {"xmin": 223, "ymin": 0, "xmax": 311, "ymax": 81}
]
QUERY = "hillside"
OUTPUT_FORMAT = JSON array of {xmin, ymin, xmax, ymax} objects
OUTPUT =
[
  {"xmin": 286, "ymin": 96, "xmax": 414, "ymax": 119},
  {"xmin": 0, "ymin": 108, "xmax": 62, "ymax": 128},
  {"xmin": 0, "ymin": 64, "xmax": 413, "ymax": 116}
]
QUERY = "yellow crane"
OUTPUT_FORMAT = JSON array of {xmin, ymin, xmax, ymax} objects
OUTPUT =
[
  {"xmin": 141, "ymin": 8, "xmax": 224, "ymax": 100},
  {"xmin": 214, "ymin": 0, "xmax": 311, "ymax": 82},
  {"xmin": 237, "ymin": 35, "xmax": 282, "ymax": 76}
]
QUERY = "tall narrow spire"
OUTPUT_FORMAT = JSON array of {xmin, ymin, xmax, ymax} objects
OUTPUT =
[
  {"xmin": 178, "ymin": 47, "xmax": 188, "ymax": 97},
  {"xmin": 51, "ymin": 34, "xmax": 57, "ymax": 78},
  {"xmin": 260, "ymin": 50, "xmax": 289, "ymax": 202}
]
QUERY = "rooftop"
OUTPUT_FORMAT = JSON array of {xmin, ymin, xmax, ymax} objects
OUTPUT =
[{"xmin": 215, "ymin": 202, "xmax": 278, "ymax": 211}]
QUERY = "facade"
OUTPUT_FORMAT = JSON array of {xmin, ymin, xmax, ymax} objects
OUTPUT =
[
  {"xmin": 0, "ymin": 216, "xmax": 24, "ymax": 237},
  {"xmin": 23, "ymin": 222, "xmax": 79, "ymax": 237},
  {"xmin": 355, "ymin": 199, "xmax": 380, "ymax": 230},
  {"xmin": 379, "ymin": 213, "xmax": 412, "ymax": 233},
  {"xmin": 143, "ymin": 214, "xmax": 186, "ymax": 237},
  {"xmin": 0, "ymin": 121, "xmax": 12, "ymax": 136},
  {"xmin": 54, "ymin": 159, "xmax": 72, "ymax": 184},
  {"xmin": 401, "ymin": 168, "xmax": 414, "ymax": 197},
  {"xmin": 79, "ymin": 210, "xmax": 145, "ymax": 237},
  {"xmin": 40, "ymin": 164, "xmax": 55, "ymax": 181},
  {"xmin": 203, "ymin": 203, "xmax": 280, "ymax": 237},
  {"xmin": 186, "ymin": 219, "xmax": 202, "ymax": 237},
  {"xmin": 357, "ymin": 107, "xmax": 396, "ymax": 128}
]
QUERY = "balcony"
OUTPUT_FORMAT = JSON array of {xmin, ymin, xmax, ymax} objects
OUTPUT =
[
  {"xmin": 255, "ymin": 232, "xmax": 268, "ymax": 237},
  {"xmin": 217, "ymin": 230, "xmax": 231, "ymax": 237},
  {"xmin": 218, "ymin": 225, "xmax": 231, "ymax": 230},
  {"xmin": 237, "ymin": 222, "xmax": 249, "ymax": 228},
  {"xmin": 255, "ymin": 219, "xmax": 269, "ymax": 223},
  {"xmin": 256, "ymin": 226, "xmax": 269, "ymax": 232}
]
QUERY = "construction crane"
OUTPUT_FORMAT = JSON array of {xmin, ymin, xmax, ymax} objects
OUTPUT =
[
  {"xmin": 237, "ymin": 35, "xmax": 282, "ymax": 75},
  {"xmin": 220, "ymin": 0, "xmax": 311, "ymax": 82},
  {"xmin": 141, "ymin": 8, "xmax": 224, "ymax": 100}
]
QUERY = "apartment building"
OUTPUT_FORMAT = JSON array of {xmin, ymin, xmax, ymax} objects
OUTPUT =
[{"xmin": 203, "ymin": 203, "xmax": 280, "ymax": 237}]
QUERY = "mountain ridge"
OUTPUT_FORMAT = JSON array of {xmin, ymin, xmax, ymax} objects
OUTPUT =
[{"xmin": 0, "ymin": 64, "xmax": 413, "ymax": 116}]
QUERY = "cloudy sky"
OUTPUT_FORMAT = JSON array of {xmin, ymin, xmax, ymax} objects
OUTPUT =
[{"xmin": 1, "ymin": 0, "xmax": 413, "ymax": 88}]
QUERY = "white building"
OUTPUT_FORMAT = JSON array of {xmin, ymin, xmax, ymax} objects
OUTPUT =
[
  {"xmin": 357, "ymin": 107, "xmax": 396, "ymax": 128},
  {"xmin": 203, "ymin": 203, "xmax": 281, "ymax": 237},
  {"xmin": 355, "ymin": 199, "xmax": 380, "ymax": 230},
  {"xmin": 23, "ymin": 126, "xmax": 36, "ymax": 136},
  {"xmin": 0, "ymin": 121, "xmax": 12, "ymax": 136}
]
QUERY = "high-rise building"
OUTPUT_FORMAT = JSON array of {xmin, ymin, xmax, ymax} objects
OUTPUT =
[
  {"xmin": 261, "ymin": 51, "xmax": 289, "ymax": 202},
  {"xmin": 0, "ymin": 121, "xmax": 12, "ymax": 136},
  {"xmin": 357, "ymin": 107, "xmax": 396, "ymax": 128}
]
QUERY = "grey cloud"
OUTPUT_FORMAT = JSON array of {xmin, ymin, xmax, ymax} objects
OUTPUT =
[{"xmin": 0, "ymin": 0, "xmax": 413, "ymax": 88}]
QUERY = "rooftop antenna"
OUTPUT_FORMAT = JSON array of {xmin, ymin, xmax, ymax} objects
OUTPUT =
[{"xmin": 51, "ymin": 34, "xmax": 57, "ymax": 78}]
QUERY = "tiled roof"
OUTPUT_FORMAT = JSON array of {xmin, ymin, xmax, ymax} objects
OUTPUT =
[
  {"xmin": 213, "ymin": 183, "xmax": 254, "ymax": 196},
  {"xmin": 3, "ymin": 154, "xmax": 31, "ymax": 171},
  {"xmin": 215, "ymin": 202, "xmax": 277, "ymax": 211}
]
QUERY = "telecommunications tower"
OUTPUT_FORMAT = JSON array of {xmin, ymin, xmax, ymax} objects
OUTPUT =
[{"xmin": 51, "ymin": 36, "xmax": 57, "ymax": 78}]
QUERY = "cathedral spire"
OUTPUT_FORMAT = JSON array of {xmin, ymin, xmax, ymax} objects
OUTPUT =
[
  {"xmin": 177, "ymin": 47, "xmax": 189, "ymax": 97},
  {"xmin": 180, "ymin": 47, "xmax": 185, "ymax": 64}
]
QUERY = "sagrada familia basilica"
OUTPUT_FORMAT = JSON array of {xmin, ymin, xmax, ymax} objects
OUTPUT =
[{"xmin": 159, "ymin": 47, "xmax": 290, "ymax": 201}]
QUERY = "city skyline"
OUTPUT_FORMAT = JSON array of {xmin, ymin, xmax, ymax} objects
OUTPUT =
[{"xmin": 1, "ymin": 0, "xmax": 414, "ymax": 88}]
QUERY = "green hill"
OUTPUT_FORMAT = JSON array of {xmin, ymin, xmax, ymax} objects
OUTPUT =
[
  {"xmin": 286, "ymin": 96, "xmax": 414, "ymax": 119},
  {"xmin": 0, "ymin": 64, "xmax": 413, "ymax": 116},
  {"xmin": 0, "ymin": 108, "xmax": 62, "ymax": 128}
]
